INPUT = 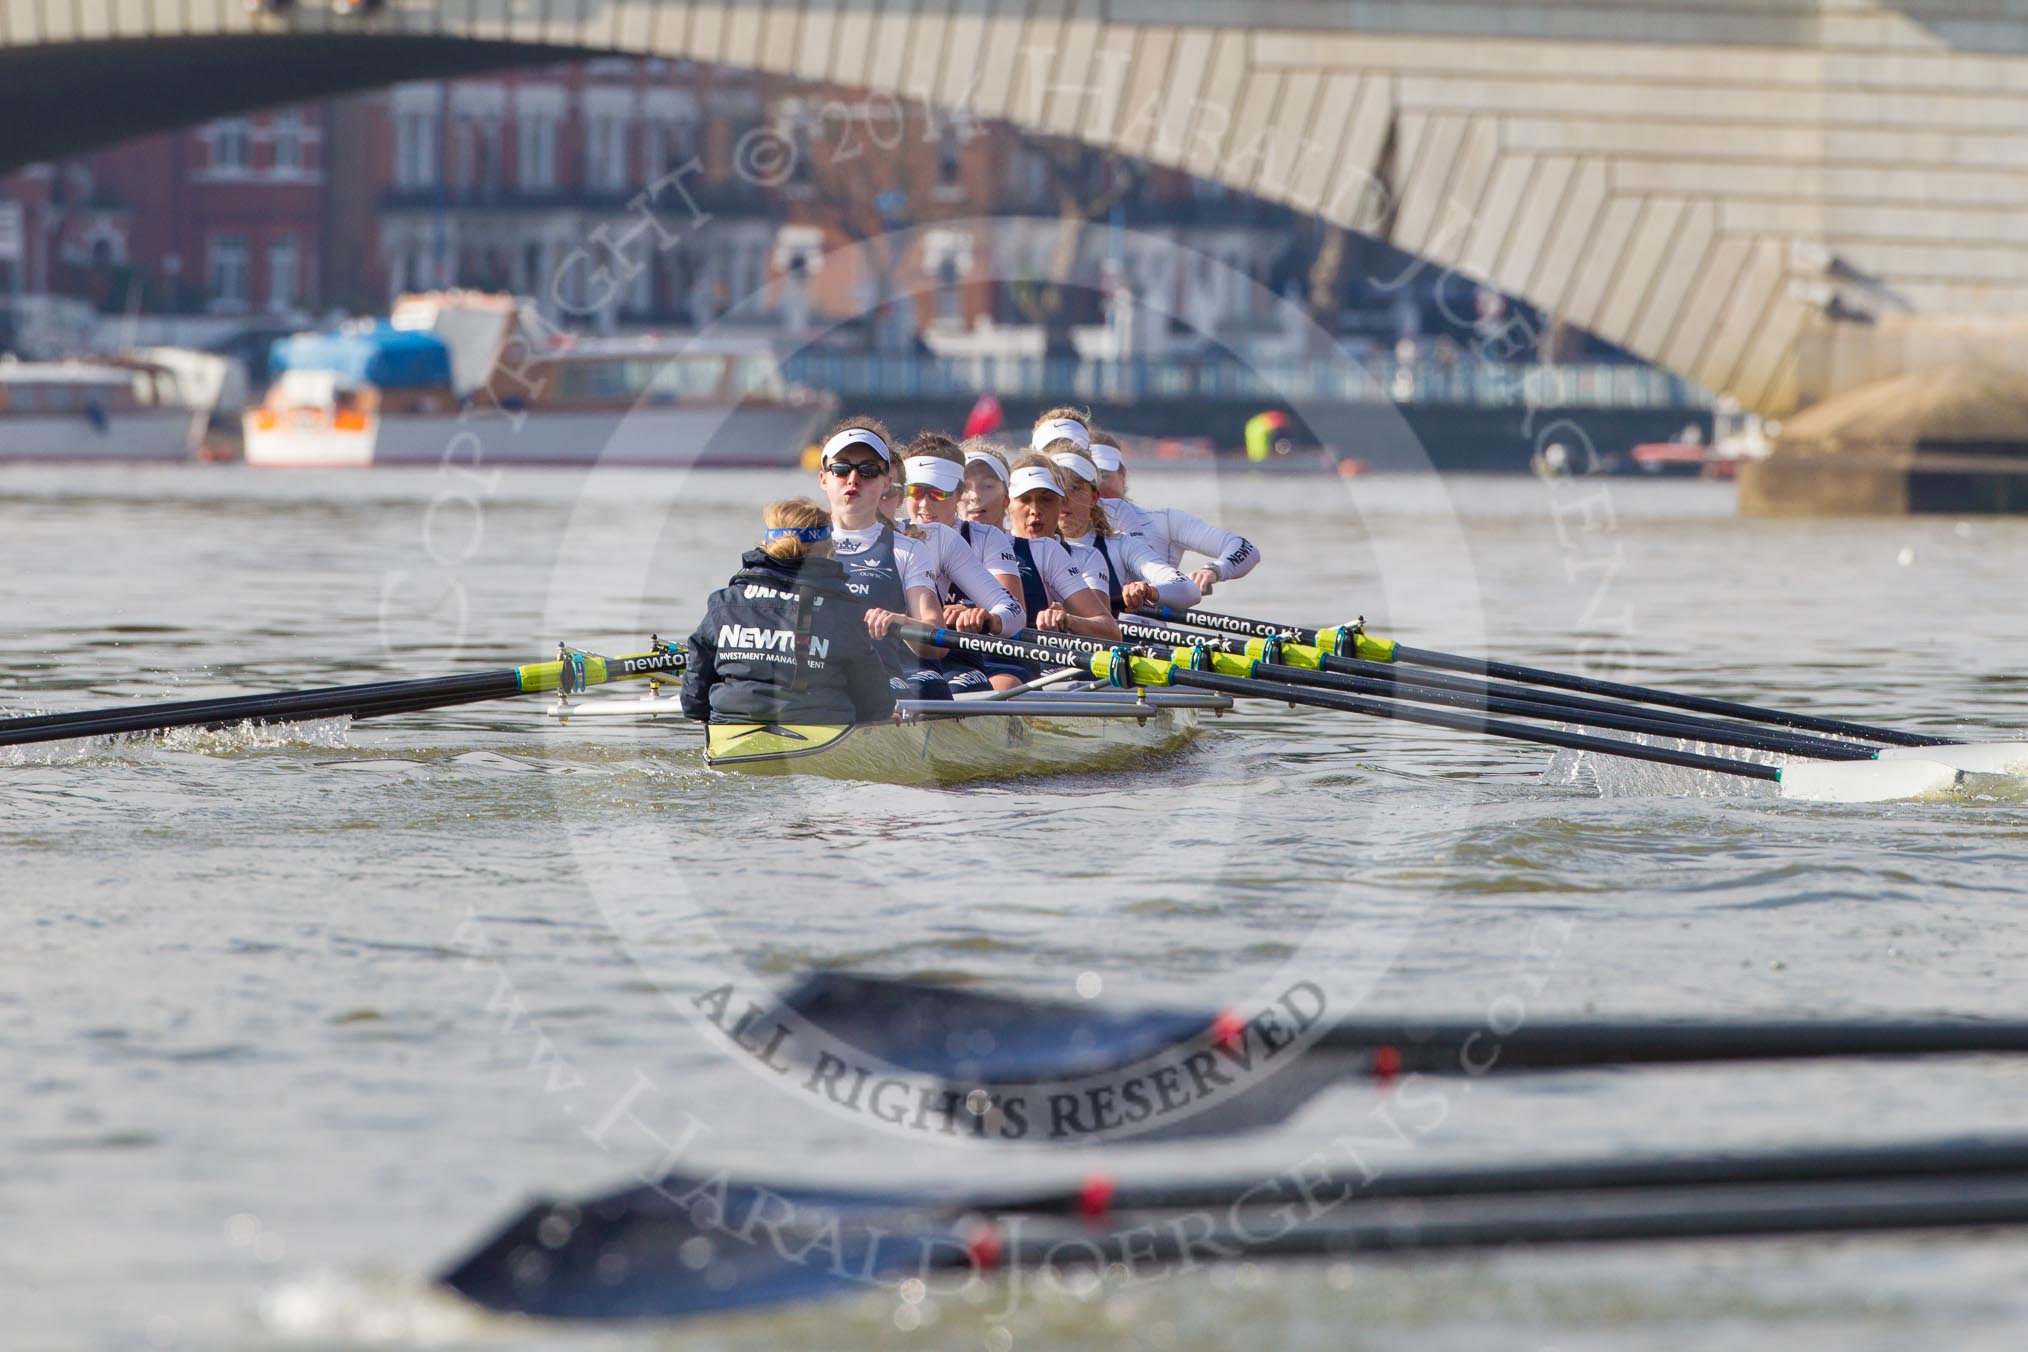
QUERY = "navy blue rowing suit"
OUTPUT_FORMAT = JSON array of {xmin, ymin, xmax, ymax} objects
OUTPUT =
[{"xmin": 833, "ymin": 523, "xmax": 954, "ymax": 701}]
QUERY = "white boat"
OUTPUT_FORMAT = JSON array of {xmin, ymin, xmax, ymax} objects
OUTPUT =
[
  {"xmin": 243, "ymin": 292, "xmax": 837, "ymax": 470},
  {"xmin": 0, "ymin": 357, "xmax": 200, "ymax": 463},
  {"xmin": 548, "ymin": 686, "xmax": 1228, "ymax": 784}
]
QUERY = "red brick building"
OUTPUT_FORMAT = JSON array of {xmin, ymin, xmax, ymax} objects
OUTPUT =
[
  {"xmin": 2, "ymin": 57, "xmax": 1310, "ymax": 357},
  {"xmin": 1, "ymin": 108, "xmax": 326, "ymax": 319}
]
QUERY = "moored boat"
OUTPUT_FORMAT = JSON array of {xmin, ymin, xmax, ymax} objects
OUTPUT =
[
  {"xmin": 243, "ymin": 291, "xmax": 837, "ymax": 469},
  {"xmin": 0, "ymin": 356, "xmax": 200, "ymax": 463}
]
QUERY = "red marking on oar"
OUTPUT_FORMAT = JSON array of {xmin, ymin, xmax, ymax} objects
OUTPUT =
[
  {"xmin": 965, "ymin": 1219, "xmax": 1004, "ymax": 1271},
  {"xmin": 1211, "ymin": 1010, "xmax": 1246, "ymax": 1051},
  {"xmin": 1372, "ymin": 1045, "xmax": 1403, "ymax": 1084},
  {"xmin": 1077, "ymin": 1174, "xmax": 1117, "ymax": 1221}
]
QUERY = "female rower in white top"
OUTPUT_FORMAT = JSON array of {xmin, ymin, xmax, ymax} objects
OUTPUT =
[
  {"xmin": 1087, "ymin": 428, "xmax": 1260, "ymax": 596},
  {"xmin": 1041, "ymin": 441, "xmax": 1202, "ymax": 614},
  {"xmin": 814, "ymin": 417, "xmax": 952, "ymax": 699},
  {"xmin": 958, "ymin": 437, "xmax": 1012, "ymax": 531},
  {"xmin": 901, "ymin": 434, "xmax": 1025, "ymax": 631},
  {"xmin": 899, "ymin": 433, "xmax": 1028, "ymax": 692},
  {"xmin": 1004, "ymin": 452, "xmax": 1120, "ymax": 641}
]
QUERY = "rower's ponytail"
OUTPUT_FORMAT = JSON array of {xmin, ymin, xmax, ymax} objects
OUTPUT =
[{"xmin": 760, "ymin": 498, "xmax": 833, "ymax": 561}]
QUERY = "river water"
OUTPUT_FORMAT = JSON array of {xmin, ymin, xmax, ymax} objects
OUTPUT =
[{"xmin": 5, "ymin": 463, "xmax": 2028, "ymax": 1351}]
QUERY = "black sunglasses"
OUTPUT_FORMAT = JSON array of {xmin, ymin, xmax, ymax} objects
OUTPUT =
[{"xmin": 826, "ymin": 460, "xmax": 888, "ymax": 480}]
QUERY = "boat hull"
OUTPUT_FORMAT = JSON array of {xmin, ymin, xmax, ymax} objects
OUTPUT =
[
  {"xmin": 703, "ymin": 693, "xmax": 1216, "ymax": 784},
  {"xmin": 0, "ymin": 409, "xmax": 197, "ymax": 463},
  {"xmin": 244, "ymin": 401, "xmax": 831, "ymax": 469}
]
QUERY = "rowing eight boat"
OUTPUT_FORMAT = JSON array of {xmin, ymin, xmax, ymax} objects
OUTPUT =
[{"xmin": 550, "ymin": 686, "xmax": 1231, "ymax": 784}]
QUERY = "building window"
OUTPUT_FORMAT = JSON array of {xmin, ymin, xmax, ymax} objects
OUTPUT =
[
  {"xmin": 268, "ymin": 236, "xmax": 298, "ymax": 313},
  {"xmin": 211, "ymin": 120, "xmax": 252, "ymax": 173},
  {"xmin": 451, "ymin": 118, "xmax": 474, "ymax": 190},
  {"xmin": 519, "ymin": 114, "xmax": 557, "ymax": 191},
  {"xmin": 273, "ymin": 111, "xmax": 304, "ymax": 173},
  {"xmin": 452, "ymin": 119, "xmax": 502, "ymax": 196},
  {"xmin": 586, "ymin": 116, "xmax": 629, "ymax": 192},
  {"xmin": 395, "ymin": 109, "xmax": 438, "ymax": 188},
  {"xmin": 935, "ymin": 255, "xmax": 962, "ymax": 323},
  {"xmin": 207, "ymin": 234, "xmax": 249, "ymax": 311},
  {"xmin": 646, "ymin": 117, "xmax": 697, "ymax": 176},
  {"xmin": 1007, "ymin": 144, "xmax": 1049, "ymax": 207}
]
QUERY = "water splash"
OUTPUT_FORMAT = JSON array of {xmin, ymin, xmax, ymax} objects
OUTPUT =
[
  {"xmin": 1539, "ymin": 733, "xmax": 1781, "ymax": 800},
  {"xmin": 1, "ymin": 716, "xmax": 359, "ymax": 767}
]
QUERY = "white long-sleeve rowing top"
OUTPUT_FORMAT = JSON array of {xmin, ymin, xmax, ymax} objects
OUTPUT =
[
  {"xmin": 1109, "ymin": 498, "xmax": 1261, "ymax": 581},
  {"xmin": 907, "ymin": 520, "xmax": 1024, "ymax": 635},
  {"xmin": 1060, "ymin": 530, "xmax": 1203, "ymax": 611}
]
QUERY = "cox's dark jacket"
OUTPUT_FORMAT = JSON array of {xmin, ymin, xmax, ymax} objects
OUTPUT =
[{"xmin": 680, "ymin": 550, "xmax": 897, "ymax": 725}]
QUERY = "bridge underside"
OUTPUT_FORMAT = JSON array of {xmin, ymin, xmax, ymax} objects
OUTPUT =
[{"xmin": 0, "ymin": 37, "xmax": 575, "ymax": 170}]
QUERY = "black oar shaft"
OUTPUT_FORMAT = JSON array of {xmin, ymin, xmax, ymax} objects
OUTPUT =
[
  {"xmin": 1143, "ymin": 605, "xmax": 1322, "ymax": 643},
  {"xmin": 0, "ymin": 673, "xmax": 486, "ymax": 735},
  {"xmin": 1023, "ymin": 1173, "xmax": 2028, "ymax": 1265},
  {"xmin": 0, "ymin": 671, "xmax": 521, "ymax": 747},
  {"xmin": 1168, "ymin": 665, "xmax": 1784, "ymax": 782},
  {"xmin": 1089, "ymin": 1139, "xmax": 2028, "ymax": 1213},
  {"xmin": 930, "ymin": 623, "xmax": 1783, "ymax": 782},
  {"xmin": 439, "ymin": 1147, "xmax": 2028, "ymax": 1320},
  {"xmin": 1118, "ymin": 617, "xmax": 1880, "ymax": 758},
  {"xmin": 1253, "ymin": 662, "xmax": 1875, "ymax": 760},
  {"xmin": 1142, "ymin": 606, "xmax": 1951, "ymax": 748},
  {"xmin": 0, "ymin": 650, "xmax": 684, "ymax": 749},
  {"xmin": 1391, "ymin": 642, "xmax": 1950, "ymax": 748}
]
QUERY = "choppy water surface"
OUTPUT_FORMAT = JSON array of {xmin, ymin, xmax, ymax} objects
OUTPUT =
[{"xmin": 5, "ymin": 463, "xmax": 2028, "ymax": 1351}]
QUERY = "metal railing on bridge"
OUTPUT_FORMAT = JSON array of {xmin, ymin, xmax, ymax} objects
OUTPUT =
[{"xmin": 778, "ymin": 352, "xmax": 1710, "ymax": 410}]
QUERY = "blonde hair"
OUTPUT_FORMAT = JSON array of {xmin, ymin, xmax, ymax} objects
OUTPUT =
[
  {"xmin": 1087, "ymin": 428, "xmax": 1121, "ymax": 453},
  {"xmin": 959, "ymin": 436, "xmax": 1011, "ymax": 472},
  {"xmin": 1033, "ymin": 405, "xmax": 1092, "ymax": 435},
  {"xmin": 1007, "ymin": 450, "xmax": 1066, "ymax": 496},
  {"xmin": 760, "ymin": 498, "xmax": 832, "ymax": 561},
  {"xmin": 903, "ymin": 431, "xmax": 963, "ymax": 465},
  {"xmin": 1042, "ymin": 444, "xmax": 1113, "ymax": 535},
  {"xmin": 823, "ymin": 415, "xmax": 895, "ymax": 454}
]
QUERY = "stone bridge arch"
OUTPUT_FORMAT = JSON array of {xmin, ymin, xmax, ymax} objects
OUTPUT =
[{"xmin": 9, "ymin": 0, "xmax": 2028, "ymax": 413}]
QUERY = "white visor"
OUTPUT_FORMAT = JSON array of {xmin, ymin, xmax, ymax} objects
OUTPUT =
[
  {"xmin": 822, "ymin": 427, "xmax": 891, "ymax": 464},
  {"xmin": 1088, "ymin": 442, "xmax": 1124, "ymax": 473},
  {"xmin": 1031, "ymin": 418, "xmax": 1090, "ymax": 451},
  {"xmin": 963, "ymin": 450, "xmax": 1010, "ymax": 483},
  {"xmin": 1008, "ymin": 465, "xmax": 1064, "ymax": 499},
  {"xmin": 1050, "ymin": 451, "xmax": 1097, "ymax": 484},
  {"xmin": 903, "ymin": 455, "xmax": 964, "ymax": 493}
]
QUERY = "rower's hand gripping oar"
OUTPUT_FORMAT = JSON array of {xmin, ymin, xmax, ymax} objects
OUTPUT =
[
  {"xmin": 0, "ymin": 642, "xmax": 685, "ymax": 749},
  {"xmin": 893, "ymin": 622, "xmax": 1965, "ymax": 803},
  {"xmin": 1140, "ymin": 605, "xmax": 2028, "ymax": 773}
]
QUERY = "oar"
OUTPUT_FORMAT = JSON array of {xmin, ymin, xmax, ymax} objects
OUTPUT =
[
  {"xmin": 1115, "ymin": 618, "xmax": 1880, "ymax": 751},
  {"xmin": 1139, "ymin": 605, "xmax": 1972, "ymax": 751},
  {"xmin": 439, "ymin": 1142, "xmax": 2028, "ymax": 1320},
  {"xmin": 894, "ymin": 623, "xmax": 1963, "ymax": 803},
  {"xmin": 0, "ymin": 646, "xmax": 683, "ymax": 749},
  {"xmin": 1028, "ymin": 626, "xmax": 1878, "ymax": 762},
  {"xmin": 781, "ymin": 971, "xmax": 2028, "ymax": 1078}
]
